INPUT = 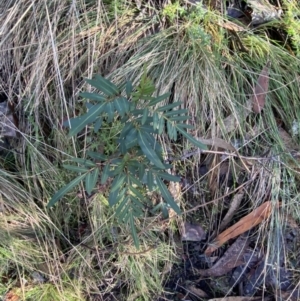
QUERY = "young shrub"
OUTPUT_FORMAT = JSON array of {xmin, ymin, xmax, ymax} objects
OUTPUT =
[{"xmin": 47, "ymin": 72, "xmax": 207, "ymax": 247}]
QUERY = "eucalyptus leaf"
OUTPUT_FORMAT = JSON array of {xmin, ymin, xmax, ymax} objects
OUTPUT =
[{"xmin": 80, "ymin": 92, "xmax": 106, "ymax": 102}]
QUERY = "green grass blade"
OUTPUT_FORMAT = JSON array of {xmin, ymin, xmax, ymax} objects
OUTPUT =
[{"xmin": 47, "ymin": 173, "xmax": 87, "ymax": 207}]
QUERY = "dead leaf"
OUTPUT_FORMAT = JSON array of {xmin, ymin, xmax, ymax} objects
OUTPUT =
[
  {"xmin": 252, "ymin": 62, "xmax": 270, "ymax": 114},
  {"xmin": 196, "ymin": 235, "xmax": 249, "ymax": 277},
  {"xmin": 205, "ymin": 201, "xmax": 280, "ymax": 255},
  {"xmin": 181, "ymin": 222, "xmax": 206, "ymax": 241},
  {"xmin": 208, "ymin": 297, "xmax": 266, "ymax": 301}
]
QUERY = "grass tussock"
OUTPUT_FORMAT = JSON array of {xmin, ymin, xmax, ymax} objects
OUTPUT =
[{"xmin": 1, "ymin": 0, "xmax": 300, "ymax": 300}]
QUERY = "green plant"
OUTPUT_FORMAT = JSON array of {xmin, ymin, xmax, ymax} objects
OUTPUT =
[{"xmin": 47, "ymin": 72, "xmax": 207, "ymax": 247}]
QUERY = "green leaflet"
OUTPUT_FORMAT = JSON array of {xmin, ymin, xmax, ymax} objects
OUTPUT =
[
  {"xmin": 94, "ymin": 117, "xmax": 102, "ymax": 133},
  {"xmin": 79, "ymin": 92, "xmax": 106, "ymax": 102},
  {"xmin": 104, "ymin": 102, "xmax": 115, "ymax": 123},
  {"xmin": 101, "ymin": 164, "xmax": 111, "ymax": 184},
  {"xmin": 129, "ymin": 213, "xmax": 139, "ymax": 248},
  {"xmin": 156, "ymin": 172, "xmax": 180, "ymax": 182},
  {"xmin": 69, "ymin": 157, "xmax": 96, "ymax": 167},
  {"xmin": 137, "ymin": 131, "xmax": 165, "ymax": 169},
  {"xmin": 68, "ymin": 103, "xmax": 105, "ymax": 137},
  {"xmin": 47, "ymin": 173, "xmax": 87, "ymax": 207},
  {"xmin": 148, "ymin": 93, "xmax": 171, "ymax": 106},
  {"xmin": 126, "ymin": 81, "xmax": 133, "ymax": 97},
  {"xmin": 110, "ymin": 173, "xmax": 126, "ymax": 193},
  {"xmin": 177, "ymin": 126, "xmax": 208, "ymax": 150},
  {"xmin": 85, "ymin": 75, "xmax": 119, "ymax": 96},
  {"xmin": 63, "ymin": 165, "xmax": 89, "ymax": 173},
  {"xmin": 85, "ymin": 168, "xmax": 99, "ymax": 195},
  {"xmin": 87, "ymin": 151, "xmax": 107, "ymax": 161},
  {"xmin": 156, "ymin": 177, "xmax": 181, "ymax": 215},
  {"xmin": 114, "ymin": 96, "xmax": 129, "ymax": 117},
  {"xmin": 156, "ymin": 101, "xmax": 182, "ymax": 112}
]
